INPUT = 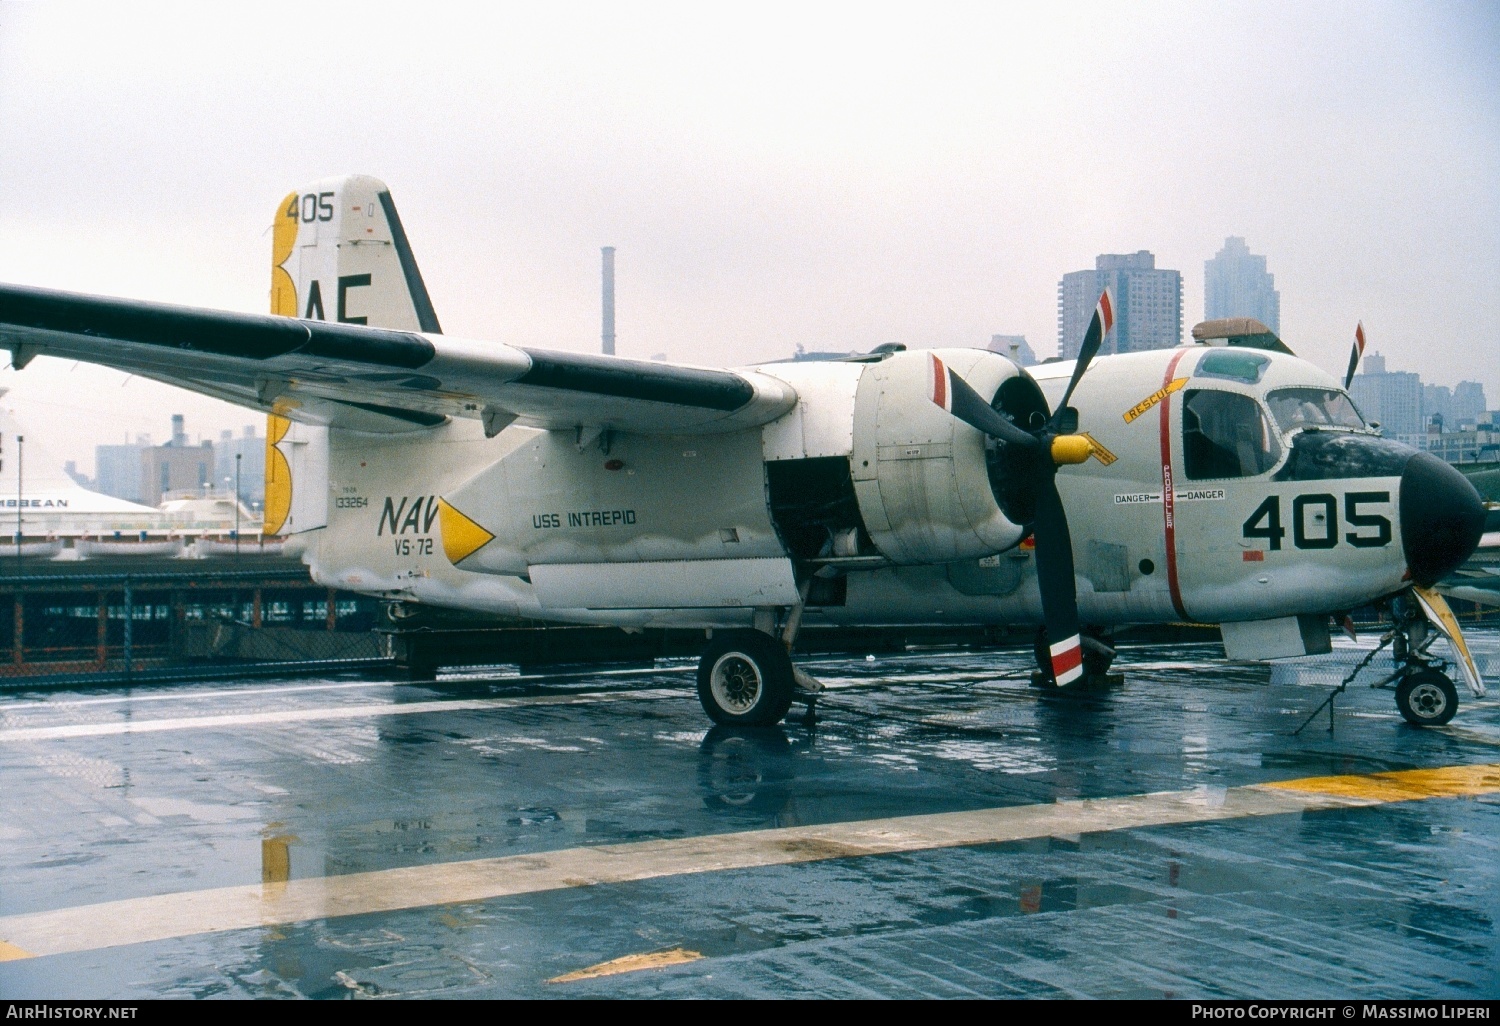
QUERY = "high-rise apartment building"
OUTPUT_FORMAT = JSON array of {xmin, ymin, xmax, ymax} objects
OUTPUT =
[
  {"xmin": 1058, "ymin": 251, "xmax": 1182, "ymax": 359},
  {"xmin": 1348, "ymin": 352, "xmax": 1424, "ymax": 442},
  {"xmin": 1453, "ymin": 381, "xmax": 1488, "ymax": 426},
  {"xmin": 1204, "ymin": 237, "xmax": 1280, "ymax": 334}
]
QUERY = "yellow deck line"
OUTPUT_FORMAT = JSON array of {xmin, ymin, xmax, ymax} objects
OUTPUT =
[
  {"xmin": 1, "ymin": 763, "xmax": 1495, "ymax": 961},
  {"xmin": 0, "ymin": 940, "xmax": 35, "ymax": 962},
  {"xmin": 1260, "ymin": 763, "xmax": 1500, "ymax": 802},
  {"xmin": 548, "ymin": 947, "xmax": 703, "ymax": 983}
]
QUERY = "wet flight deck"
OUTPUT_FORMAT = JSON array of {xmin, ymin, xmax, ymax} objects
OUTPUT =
[{"xmin": 1, "ymin": 633, "xmax": 1498, "ymax": 999}]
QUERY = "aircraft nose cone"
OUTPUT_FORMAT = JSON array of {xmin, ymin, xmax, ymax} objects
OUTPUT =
[{"xmin": 1400, "ymin": 452, "xmax": 1486, "ymax": 586}]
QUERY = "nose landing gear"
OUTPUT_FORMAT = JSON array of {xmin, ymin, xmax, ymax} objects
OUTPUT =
[
  {"xmin": 1384, "ymin": 599, "xmax": 1460, "ymax": 727},
  {"xmin": 1296, "ymin": 596, "xmax": 1466, "ymax": 734}
]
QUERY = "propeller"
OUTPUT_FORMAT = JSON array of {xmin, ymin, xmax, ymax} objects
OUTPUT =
[
  {"xmin": 1343, "ymin": 321, "xmax": 1365, "ymax": 390},
  {"xmin": 930, "ymin": 289, "xmax": 1114, "ymax": 685}
]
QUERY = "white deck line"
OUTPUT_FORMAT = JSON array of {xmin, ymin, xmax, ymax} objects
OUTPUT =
[{"xmin": 6, "ymin": 764, "xmax": 1497, "ymax": 961}]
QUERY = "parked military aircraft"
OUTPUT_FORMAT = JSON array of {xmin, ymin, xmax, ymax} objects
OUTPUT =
[{"xmin": 0, "ymin": 176, "xmax": 1487, "ymax": 727}]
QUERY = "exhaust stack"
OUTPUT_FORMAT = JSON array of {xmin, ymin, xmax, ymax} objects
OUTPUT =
[{"xmin": 601, "ymin": 246, "xmax": 616, "ymax": 356}]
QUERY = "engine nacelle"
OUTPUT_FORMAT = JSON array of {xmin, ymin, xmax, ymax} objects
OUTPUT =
[{"xmin": 848, "ymin": 348, "xmax": 1031, "ymax": 564}]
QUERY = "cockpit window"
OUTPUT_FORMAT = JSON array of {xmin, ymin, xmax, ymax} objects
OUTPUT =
[
  {"xmin": 1183, "ymin": 389, "xmax": 1282, "ymax": 480},
  {"xmin": 1265, "ymin": 388, "xmax": 1366, "ymax": 433},
  {"xmin": 1196, "ymin": 349, "xmax": 1270, "ymax": 384}
]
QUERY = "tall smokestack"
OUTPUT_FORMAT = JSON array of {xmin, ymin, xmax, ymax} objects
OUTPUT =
[
  {"xmin": 601, "ymin": 246, "xmax": 616, "ymax": 356},
  {"xmin": 171, "ymin": 414, "xmax": 186, "ymax": 447}
]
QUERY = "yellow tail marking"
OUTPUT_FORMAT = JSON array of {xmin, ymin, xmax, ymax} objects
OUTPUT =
[
  {"xmin": 0, "ymin": 940, "xmax": 35, "ymax": 961},
  {"xmin": 548, "ymin": 947, "xmax": 702, "ymax": 984},
  {"xmin": 270, "ymin": 191, "xmax": 299, "ymax": 317},
  {"xmin": 1258, "ymin": 762, "xmax": 1500, "ymax": 803},
  {"xmin": 263, "ymin": 414, "xmax": 292, "ymax": 536},
  {"xmin": 437, "ymin": 499, "xmax": 494, "ymax": 564}
]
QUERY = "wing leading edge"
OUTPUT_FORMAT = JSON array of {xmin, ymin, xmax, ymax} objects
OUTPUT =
[{"xmin": 0, "ymin": 282, "xmax": 796, "ymax": 435}]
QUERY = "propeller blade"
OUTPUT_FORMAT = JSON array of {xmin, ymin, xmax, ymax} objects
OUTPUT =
[
  {"xmin": 928, "ymin": 351, "xmax": 1082, "ymax": 683},
  {"xmin": 1056, "ymin": 288, "xmax": 1114, "ymax": 415},
  {"xmin": 1343, "ymin": 321, "xmax": 1365, "ymax": 390},
  {"xmin": 929, "ymin": 354, "xmax": 1038, "ymax": 450},
  {"xmin": 1031, "ymin": 473, "xmax": 1083, "ymax": 685}
]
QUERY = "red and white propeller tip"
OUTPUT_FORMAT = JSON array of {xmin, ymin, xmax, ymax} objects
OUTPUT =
[
  {"xmin": 1058, "ymin": 289, "xmax": 1114, "ymax": 414},
  {"xmin": 1344, "ymin": 321, "xmax": 1366, "ymax": 390},
  {"xmin": 1049, "ymin": 634, "xmax": 1084, "ymax": 686}
]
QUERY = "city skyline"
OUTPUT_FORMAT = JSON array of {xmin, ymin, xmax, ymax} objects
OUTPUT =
[{"xmin": 1, "ymin": 5, "xmax": 1495, "ymax": 475}]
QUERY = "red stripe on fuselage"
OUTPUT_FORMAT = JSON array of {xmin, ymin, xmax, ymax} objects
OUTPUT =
[
  {"xmin": 931, "ymin": 354, "xmax": 947, "ymax": 410},
  {"xmin": 1159, "ymin": 349, "xmax": 1189, "ymax": 619}
]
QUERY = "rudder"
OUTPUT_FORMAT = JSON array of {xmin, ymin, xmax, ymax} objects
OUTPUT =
[
  {"xmin": 270, "ymin": 174, "xmax": 441, "ymax": 333},
  {"xmin": 267, "ymin": 173, "xmax": 443, "ymax": 537}
]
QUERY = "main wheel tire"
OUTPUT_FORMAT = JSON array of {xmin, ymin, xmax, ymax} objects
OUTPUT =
[
  {"xmin": 1395, "ymin": 668, "xmax": 1459, "ymax": 727},
  {"xmin": 696, "ymin": 630, "xmax": 795, "ymax": 727}
]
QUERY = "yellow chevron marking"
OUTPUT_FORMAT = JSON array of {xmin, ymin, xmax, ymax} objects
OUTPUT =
[
  {"xmin": 263, "ymin": 414, "xmax": 292, "ymax": 536},
  {"xmin": 270, "ymin": 191, "xmax": 299, "ymax": 317},
  {"xmin": 438, "ymin": 498, "xmax": 494, "ymax": 564},
  {"xmin": 0, "ymin": 940, "xmax": 35, "ymax": 961}
]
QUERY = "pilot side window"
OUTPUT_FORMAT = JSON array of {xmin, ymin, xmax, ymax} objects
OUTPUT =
[{"xmin": 1182, "ymin": 389, "xmax": 1281, "ymax": 480}]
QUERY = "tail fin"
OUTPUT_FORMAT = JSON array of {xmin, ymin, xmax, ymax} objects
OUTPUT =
[
  {"xmin": 267, "ymin": 173, "xmax": 442, "ymax": 536},
  {"xmin": 270, "ymin": 174, "xmax": 441, "ymax": 333}
]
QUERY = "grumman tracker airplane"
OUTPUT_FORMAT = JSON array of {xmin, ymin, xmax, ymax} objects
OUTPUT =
[{"xmin": 0, "ymin": 176, "xmax": 1488, "ymax": 728}]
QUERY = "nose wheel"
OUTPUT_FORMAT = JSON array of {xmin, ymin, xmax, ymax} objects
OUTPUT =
[{"xmin": 1394, "ymin": 668, "xmax": 1459, "ymax": 726}]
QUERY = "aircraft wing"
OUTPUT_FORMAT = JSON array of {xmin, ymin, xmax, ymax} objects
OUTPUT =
[{"xmin": 0, "ymin": 283, "xmax": 797, "ymax": 435}]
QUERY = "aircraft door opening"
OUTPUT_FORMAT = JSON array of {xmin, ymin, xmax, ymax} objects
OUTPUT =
[{"xmin": 1174, "ymin": 385, "xmax": 1286, "ymax": 621}]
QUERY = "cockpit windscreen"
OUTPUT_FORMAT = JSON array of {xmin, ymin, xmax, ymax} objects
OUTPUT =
[{"xmin": 1265, "ymin": 388, "xmax": 1366, "ymax": 433}]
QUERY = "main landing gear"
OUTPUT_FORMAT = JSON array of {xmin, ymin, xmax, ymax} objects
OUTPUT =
[
  {"xmin": 696, "ymin": 589, "xmax": 825, "ymax": 727},
  {"xmin": 696, "ymin": 630, "xmax": 797, "ymax": 727}
]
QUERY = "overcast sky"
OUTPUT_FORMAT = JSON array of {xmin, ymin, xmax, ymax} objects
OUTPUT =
[{"xmin": 1, "ymin": 1, "xmax": 1497, "ymax": 476}]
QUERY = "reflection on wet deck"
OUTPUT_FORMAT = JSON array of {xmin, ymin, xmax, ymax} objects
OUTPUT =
[{"xmin": 1, "ymin": 633, "xmax": 1498, "ymax": 998}]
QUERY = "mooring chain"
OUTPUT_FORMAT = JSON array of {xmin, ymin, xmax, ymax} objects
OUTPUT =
[
  {"xmin": 1293, "ymin": 631, "xmax": 1396, "ymax": 737},
  {"xmin": 1346, "ymin": 631, "xmax": 1396, "ymax": 689}
]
